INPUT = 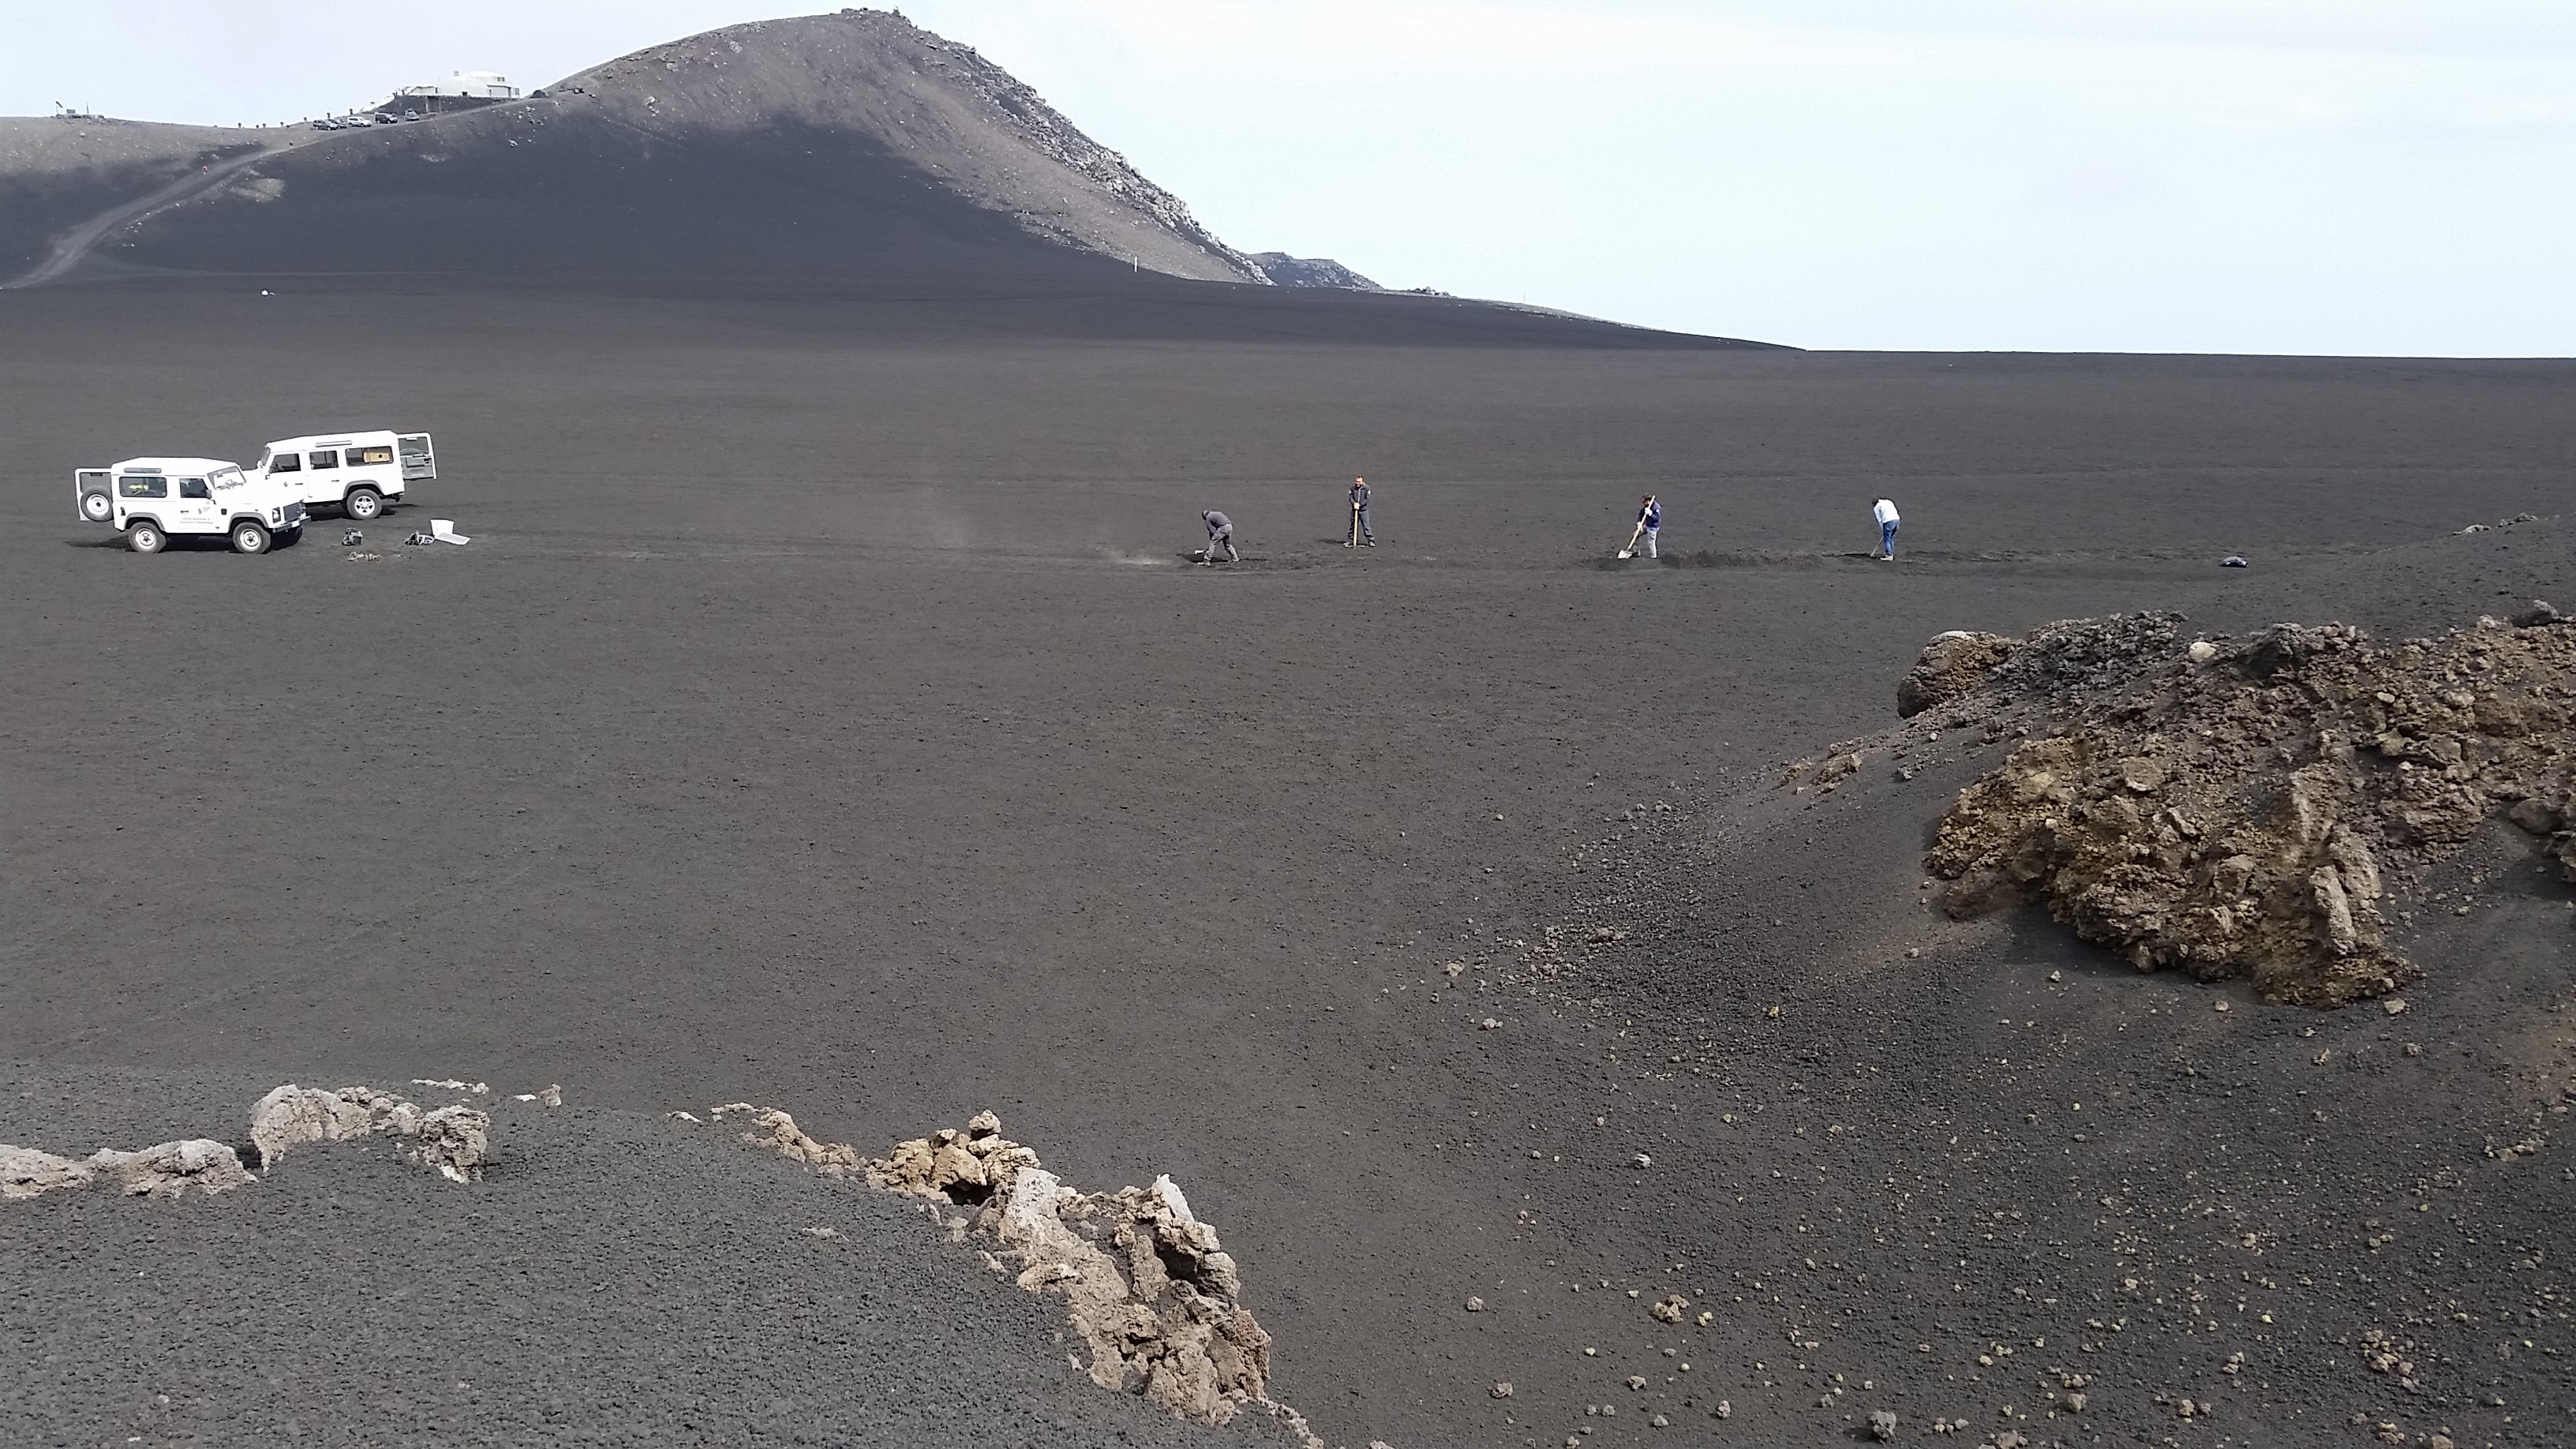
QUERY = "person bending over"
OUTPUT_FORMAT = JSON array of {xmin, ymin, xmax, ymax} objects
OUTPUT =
[
  {"xmin": 1202, "ymin": 510, "xmax": 1239, "ymax": 564},
  {"xmin": 1872, "ymin": 497, "xmax": 1900, "ymax": 560}
]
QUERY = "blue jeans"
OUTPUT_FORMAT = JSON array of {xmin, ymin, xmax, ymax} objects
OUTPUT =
[{"xmin": 1880, "ymin": 520, "xmax": 1898, "ymax": 558}]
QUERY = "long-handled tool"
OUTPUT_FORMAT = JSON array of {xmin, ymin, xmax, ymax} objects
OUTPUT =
[
  {"xmin": 1615, "ymin": 519, "xmax": 1646, "ymax": 560},
  {"xmin": 1349, "ymin": 503, "xmax": 1361, "ymax": 547}
]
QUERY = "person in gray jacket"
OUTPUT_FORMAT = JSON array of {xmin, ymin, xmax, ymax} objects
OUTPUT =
[{"xmin": 1200, "ymin": 510, "xmax": 1238, "ymax": 564}]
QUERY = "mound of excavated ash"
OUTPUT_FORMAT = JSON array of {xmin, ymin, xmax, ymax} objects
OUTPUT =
[
  {"xmin": 695, "ymin": 1105, "xmax": 1314, "ymax": 1442},
  {"xmin": 1911, "ymin": 607, "xmax": 2574, "ymax": 1004}
]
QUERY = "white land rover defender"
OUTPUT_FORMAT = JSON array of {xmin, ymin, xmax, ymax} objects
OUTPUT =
[
  {"xmin": 251, "ymin": 430, "xmax": 436, "ymax": 521},
  {"xmin": 74, "ymin": 457, "xmax": 309, "ymax": 555}
]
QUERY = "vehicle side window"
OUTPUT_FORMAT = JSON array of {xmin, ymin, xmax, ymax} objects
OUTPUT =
[
  {"xmin": 179, "ymin": 478, "xmax": 212, "ymax": 500},
  {"xmin": 349, "ymin": 445, "xmax": 394, "ymax": 466},
  {"xmin": 269, "ymin": 453, "xmax": 301, "ymax": 473},
  {"xmin": 309, "ymin": 450, "xmax": 339, "ymax": 470},
  {"xmin": 119, "ymin": 475, "xmax": 167, "ymax": 498}
]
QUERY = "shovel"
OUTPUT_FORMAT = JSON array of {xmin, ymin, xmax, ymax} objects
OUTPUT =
[{"xmin": 1614, "ymin": 520, "xmax": 1646, "ymax": 560}]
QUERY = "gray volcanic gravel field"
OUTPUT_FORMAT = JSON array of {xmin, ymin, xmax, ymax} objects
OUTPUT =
[{"xmin": 2, "ymin": 276, "xmax": 2572, "ymax": 1448}]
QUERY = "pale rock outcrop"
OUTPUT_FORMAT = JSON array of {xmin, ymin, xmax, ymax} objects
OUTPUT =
[
  {"xmin": 1, "ymin": 1144, "xmax": 95, "ymax": 1200},
  {"xmin": 251, "ymin": 1084, "xmax": 425, "ymax": 1169},
  {"xmin": 718, "ymin": 1105, "xmax": 1312, "ymax": 1441},
  {"xmin": 713, "ymin": 1103, "xmax": 863, "ymax": 1176},
  {"xmin": 84, "ymin": 1139, "xmax": 253, "ymax": 1199},
  {"xmin": 7, "ymin": 1083, "xmax": 500, "ymax": 1206},
  {"xmin": 252, "ymin": 1084, "xmax": 489, "ymax": 1181},
  {"xmin": 871, "ymin": 1116, "xmax": 1283, "ymax": 1428}
]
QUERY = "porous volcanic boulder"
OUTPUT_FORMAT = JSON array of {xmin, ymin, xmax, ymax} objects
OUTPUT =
[
  {"xmin": 1930, "ymin": 617, "xmax": 2576, "ymax": 1004},
  {"xmin": 407, "ymin": 1106, "xmax": 491, "ymax": 1183}
]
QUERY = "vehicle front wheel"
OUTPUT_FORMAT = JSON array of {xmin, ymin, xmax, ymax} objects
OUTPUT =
[
  {"xmin": 127, "ymin": 522, "xmax": 167, "ymax": 555},
  {"xmin": 343, "ymin": 486, "xmax": 384, "ymax": 521},
  {"xmin": 230, "ymin": 519, "xmax": 272, "ymax": 555}
]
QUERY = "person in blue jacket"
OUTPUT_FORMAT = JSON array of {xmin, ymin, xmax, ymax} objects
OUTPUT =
[{"xmin": 1635, "ymin": 495, "xmax": 1661, "ymax": 559}]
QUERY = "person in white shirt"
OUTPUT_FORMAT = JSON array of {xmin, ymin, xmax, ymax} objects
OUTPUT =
[{"xmin": 1872, "ymin": 498, "xmax": 1900, "ymax": 560}]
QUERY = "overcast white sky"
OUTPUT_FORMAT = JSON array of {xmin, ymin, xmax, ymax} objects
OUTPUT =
[{"xmin": 7, "ymin": 1, "xmax": 2572, "ymax": 354}]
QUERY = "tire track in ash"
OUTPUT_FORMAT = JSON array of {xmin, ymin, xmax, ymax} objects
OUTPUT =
[{"xmin": 4, "ymin": 147, "xmax": 282, "ymax": 290}]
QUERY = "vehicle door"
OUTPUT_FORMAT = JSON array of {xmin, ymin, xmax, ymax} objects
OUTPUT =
[
  {"xmin": 397, "ymin": 433, "xmax": 436, "ymax": 482},
  {"xmin": 76, "ymin": 469, "xmax": 110, "ymax": 523},
  {"xmin": 170, "ymin": 476, "xmax": 220, "ymax": 534},
  {"xmin": 261, "ymin": 447, "xmax": 306, "ymax": 503},
  {"xmin": 115, "ymin": 472, "xmax": 170, "ymax": 529},
  {"xmin": 304, "ymin": 447, "xmax": 343, "ymax": 503}
]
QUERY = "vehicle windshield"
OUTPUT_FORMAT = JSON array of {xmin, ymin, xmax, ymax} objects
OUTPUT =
[{"xmin": 210, "ymin": 466, "xmax": 246, "ymax": 489}]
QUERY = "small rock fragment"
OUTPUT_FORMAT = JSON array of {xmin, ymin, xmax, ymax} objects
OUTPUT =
[
  {"xmin": 1490, "ymin": 1381, "xmax": 1514, "ymax": 1399},
  {"xmin": 1868, "ymin": 1409, "xmax": 1898, "ymax": 1440}
]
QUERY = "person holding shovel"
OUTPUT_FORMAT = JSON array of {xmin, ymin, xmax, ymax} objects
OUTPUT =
[
  {"xmin": 1619, "ymin": 494, "xmax": 1661, "ymax": 559},
  {"xmin": 1346, "ymin": 477, "xmax": 1375, "ymax": 546}
]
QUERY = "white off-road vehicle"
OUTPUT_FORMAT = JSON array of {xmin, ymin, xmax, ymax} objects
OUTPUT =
[
  {"xmin": 74, "ymin": 457, "xmax": 309, "ymax": 554},
  {"xmin": 250, "ymin": 430, "xmax": 436, "ymax": 521}
]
